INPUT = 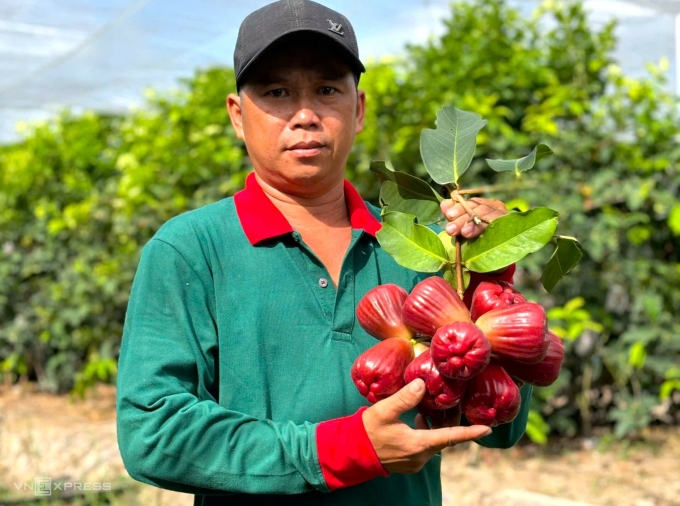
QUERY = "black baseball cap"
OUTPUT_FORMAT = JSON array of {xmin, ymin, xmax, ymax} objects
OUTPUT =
[{"xmin": 234, "ymin": 0, "xmax": 366, "ymax": 90}]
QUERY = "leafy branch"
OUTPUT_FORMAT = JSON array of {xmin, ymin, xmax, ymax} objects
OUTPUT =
[{"xmin": 374, "ymin": 105, "xmax": 583, "ymax": 294}]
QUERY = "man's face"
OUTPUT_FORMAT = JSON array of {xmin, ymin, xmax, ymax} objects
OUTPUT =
[{"xmin": 226, "ymin": 39, "xmax": 366, "ymax": 197}]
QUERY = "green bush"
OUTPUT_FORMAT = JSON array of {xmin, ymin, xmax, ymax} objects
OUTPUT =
[
  {"xmin": 1, "ymin": 0, "xmax": 678, "ymax": 437},
  {"xmin": 0, "ymin": 71, "xmax": 247, "ymax": 395}
]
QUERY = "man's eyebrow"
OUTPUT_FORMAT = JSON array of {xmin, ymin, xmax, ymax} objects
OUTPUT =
[
  {"xmin": 249, "ymin": 68, "xmax": 349, "ymax": 86},
  {"xmin": 249, "ymin": 74, "xmax": 288, "ymax": 86},
  {"xmin": 316, "ymin": 67, "xmax": 350, "ymax": 80}
]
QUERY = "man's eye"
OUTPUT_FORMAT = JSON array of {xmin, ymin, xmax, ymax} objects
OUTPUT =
[
  {"xmin": 319, "ymin": 87, "xmax": 336, "ymax": 95},
  {"xmin": 267, "ymin": 89, "xmax": 287, "ymax": 97}
]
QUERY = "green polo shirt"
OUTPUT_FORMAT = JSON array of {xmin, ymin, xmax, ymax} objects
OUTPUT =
[{"xmin": 116, "ymin": 172, "xmax": 532, "ymax": 506}]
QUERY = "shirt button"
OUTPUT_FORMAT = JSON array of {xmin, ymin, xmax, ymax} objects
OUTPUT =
[{"xmin": 318, "ymin": 278, "xmax": 329, "ymax": 288}]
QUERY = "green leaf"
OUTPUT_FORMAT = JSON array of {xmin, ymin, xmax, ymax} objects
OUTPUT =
[
  {"xmin": 665, "ymin": 367, "xmax": 680, "ymax": 380},
  {"xmin": 541, "ymin": 236, "xmax": 584, "ymax": 292},
  {"xmin": 438, "ymin": 230, "xmax": 456, "ymax": 260},
  {"xmin": 370, "ymin": 161, "xmax": 442, "ymax": 202},
  {"xmin": 376, "ymin": 212, "xmax": 448, "ymax": 272},
  {"xmin": 505, "ymin": 198, "xmax": 531, "ymax": 212},
  {"xmin": 437, "ymin": 231, "xmax": 470, "ymax": 291},
  {"xmin": 628, "ymin": 342, "xmax": 647, "ymax": 369},
  {"xmin": 462, "ymin": 208, "xmax": 559, "ymax": 273},
  {"xmin": 441, "ymin": 263, "xmax": 470, "ymax": 292},
  {"xmin": 668, "ymin": 203, "xmax": 680, "ymax": 236},
  {"xmin": 486, "ymin": 144, "xmax": 553, "ymax": 177},
  {"xmin": 525, "ymin": 410, "xmax": 550, "ymax": 445},
  {"xmin": 419, "ymin": 106, "xmax": 487, "ymax": 185},
  {"xmin": 620, "ymin": 326, "xmax": 659, "ymax": 345},
  {"xmin": 642, "ymin": 293, "xmax": 662, "ymax": 322},
  {"xmin": 660, "ymin": 380, "xmax": 680, "ymax": 400},
  {"xmin": 379, "ymin": 180, "xmax": 443, "ymax": 225},
  {"xmin": 564, "ymin": 297, "xmax": 585, "ymax": 313}
]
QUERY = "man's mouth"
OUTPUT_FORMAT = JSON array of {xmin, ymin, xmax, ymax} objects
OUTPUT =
[{"xmin": 286, "ymin": 141, "xmax": 326, "ymax": 157}]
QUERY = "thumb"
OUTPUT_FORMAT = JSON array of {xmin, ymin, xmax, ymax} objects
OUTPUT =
[{"xmin": 377, "ymin": 378, "xmax": 426, "ymax": 422}]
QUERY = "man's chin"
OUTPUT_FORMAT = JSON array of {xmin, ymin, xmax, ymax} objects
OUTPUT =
[{"xmin": 276, "ymin": 165, "xmax": 342, "ymax": 196}]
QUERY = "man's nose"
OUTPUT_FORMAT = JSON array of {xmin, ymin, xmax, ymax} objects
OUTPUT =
[{"xmin": 290, "ymin": 96, "xmax": 320, "ymax": 129}]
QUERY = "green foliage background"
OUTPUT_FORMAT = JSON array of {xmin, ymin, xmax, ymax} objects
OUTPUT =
[{"xmin": 1, "ymin": 0, "xmax": 678, "ymax": 438}]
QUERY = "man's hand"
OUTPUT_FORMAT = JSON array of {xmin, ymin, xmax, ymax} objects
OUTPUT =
[
  {"xmin": 362, "ymin": 379, "xmax": 491, "ymax": 474},
  {"xmin": 440, "ymin": 197, "xmax": 508, "ymax": 239}
]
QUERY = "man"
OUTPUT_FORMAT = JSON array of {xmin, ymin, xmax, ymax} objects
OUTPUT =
[{"xmin": 116, "ymin": 1, "xmax": 531, "ymax": 505}]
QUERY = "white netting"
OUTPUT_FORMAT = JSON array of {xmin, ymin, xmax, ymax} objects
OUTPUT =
[{"xmin": 0, "ymin": 0, "xmax": 676, "ymax": 144}]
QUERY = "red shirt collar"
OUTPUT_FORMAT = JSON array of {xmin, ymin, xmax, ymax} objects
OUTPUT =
[{"xmin": 234, "ymin": 172, "xmax": 382, "ymax": 245}]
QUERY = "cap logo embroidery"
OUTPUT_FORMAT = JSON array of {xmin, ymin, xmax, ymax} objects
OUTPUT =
[{"xmin": 327, "ymin": 19, "xmax": 344, "ymax": 36}]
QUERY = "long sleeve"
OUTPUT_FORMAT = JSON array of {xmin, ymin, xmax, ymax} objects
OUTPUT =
[{"xmin": 116, "ymin": 238, "xmax": 329, "ymax": 496}]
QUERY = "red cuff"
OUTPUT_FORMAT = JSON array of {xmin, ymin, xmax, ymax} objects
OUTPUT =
[
  {"xmin": 463, "ymin": 263, "xmax": 516, "ymax": 309},
  {"xmin": 316, "ymin": 406, "xmax": 389, "ymax": 491}
]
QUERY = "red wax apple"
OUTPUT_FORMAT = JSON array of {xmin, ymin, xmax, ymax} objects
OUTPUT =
[
  {"xmin": 430, "ymin": 322, "xmax": 491, "ymax": 380},
  {"xmin": 429, "ymin": 404, "xmax": 462, "ymax": 429},
  {"xmin": 403, "ymin": 349, "xmax": 466, "ymax": 416},
  {"xmin": 474, "ymin": 302, "xmax": 549, "ymax": 364},
  {"xmin": 356, "ymin": 284, "xmax": 414, "ymax": 341},
  {"xmin": 496, "ymin": 330, "xmax": 564, "ymax": 387},
  {"xmin": 463, "ymin": 363, "xmax": 521, "ymax": 427},
  {"xmin": 470, "ymin": 281, "xmax": 527, "ymax": 322},
  {"xmin": 402, "ymin": 276, "xmax": 471, "ymax": 336},
  {"xmin": 351, "ymin": 337, "xmax": 415, "ymax": 404}
]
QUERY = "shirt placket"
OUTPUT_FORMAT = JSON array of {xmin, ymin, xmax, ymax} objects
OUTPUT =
[{"xmin": 288, "ymin": 230, "xmax": 363, "ymax": 342}]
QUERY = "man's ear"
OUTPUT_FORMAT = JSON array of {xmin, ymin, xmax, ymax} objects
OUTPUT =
[
  {"xmin": 355, "ymin": 88, "xmax": 366, "ymax": 135},
  {"xmin": 226, "ymin": 93, "xmax": 245, "ymax": 140}
]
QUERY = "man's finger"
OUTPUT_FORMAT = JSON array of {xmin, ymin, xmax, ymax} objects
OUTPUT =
[
  {"xmin": 421, "ymin": 424, "xmax": 492, "ymax": 451},
  {"xmin": 444, "ymin": 202, "xmax": 494, "ymax": 225},
  {"xmin": 452, "ymin": 216, "xmax": 486, "ymax": 237},
  {"xmin": 440, "ymin": 199, "xmax": 455, "ymax": 216},
  {"xmin": 448, "ymin": 198, "xmax": 506, "ymax": 218},
  {"xmin": 460, "ymin": 222, "xmax": 487, "ymax": 238},
  {"xmin": 464, "ymin": 204, "xmax": 502, "ymax": 221},
  {"xmin": 375, "ymin": 379, "xmax": 426, "ymax": 422},
  {"xmin": 443, "ymin": 198, "xmax": 509, "ymax": 238},
  {"xmin": 443, "ymin": 202, "xmax": 467, "ymax": 221},
  {"xmin": 479, "ymin": 199, "xmax": 507, "ymax": 214},
  {"xmin": 444, "ymin": 207, "xmax": 473, "ymax": 235}
]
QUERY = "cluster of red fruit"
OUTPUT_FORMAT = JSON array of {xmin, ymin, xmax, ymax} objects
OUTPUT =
[{"xmin": 352, "ymin": 277, "xmax": 564, "ymax": 427}]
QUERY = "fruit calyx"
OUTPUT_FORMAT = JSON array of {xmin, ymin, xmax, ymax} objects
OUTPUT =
[
  {"xmin": 430, "ymin": 321, "xmax": 491, "ymax": 380},
  {"xmin": 403, "ymin": 349, "xmax": 466, "ymax": 416}
]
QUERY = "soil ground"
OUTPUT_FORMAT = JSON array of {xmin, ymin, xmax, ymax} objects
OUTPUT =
[{"xmin": 0, "ymin": 383, "xmax": 678, "ymax": 506}]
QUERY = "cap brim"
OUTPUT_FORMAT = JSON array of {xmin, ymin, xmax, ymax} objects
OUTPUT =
[{"xmin": 236, "ymin": 29, "xmax": 365, "ymax": 86}]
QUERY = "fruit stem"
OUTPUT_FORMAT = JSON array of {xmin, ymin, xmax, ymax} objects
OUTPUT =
[
  {"xmin": 455, "ymin": 235, "xmax": 464, "ymax": 300},
  {"xmin": 444, "ymin": 183, "xmax": 468, "ymax": 300}
]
